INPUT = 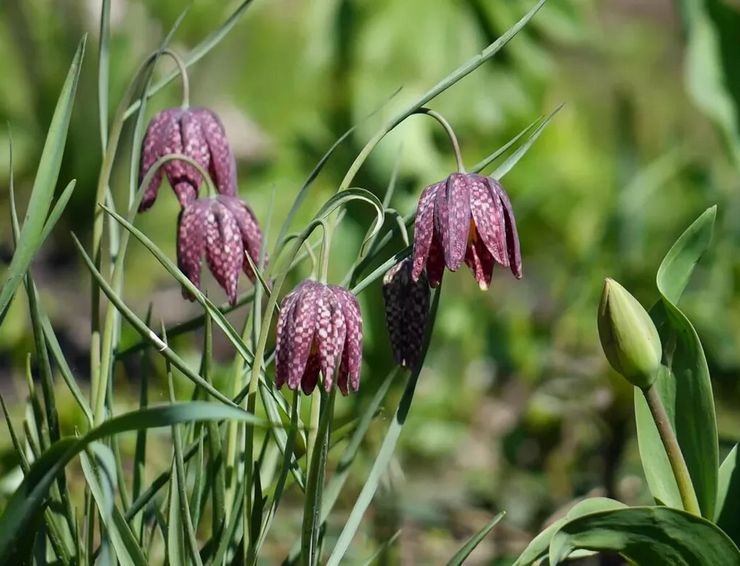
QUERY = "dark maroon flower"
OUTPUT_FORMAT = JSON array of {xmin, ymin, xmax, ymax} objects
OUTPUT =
[
  {"xmin": 177, "ymin": 195, "xmax": 264, "ymax": 304},
  {"xmin": 139, "ymin": 107, "xmax": 237, "ymax": 211},
  {"xmin": 275, "ymin": 281, "xmax": 363, "ymax": 395},
  {"xmin": 411, "ymin": 172, "xmax": 521, "ymax": 289},
  {"xmin": 382, "ymin": 258, "xmax": 430, "ymax": 369}
]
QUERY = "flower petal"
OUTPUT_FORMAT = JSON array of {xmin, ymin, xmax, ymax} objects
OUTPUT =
[
  {"xmin": 426, "ymin": 232, "xmax": 446, "ymax": 287},
  {"xmin": 218, "ymin": 195, "xmax": 265, "ymax": 280},
  {"xmin": 193, "ymin": 108, "xmax": 237, "ymax": 197},
  {"xmin": 490, "ymin": 178, "xmax": 522, "ymax": 278},
  {"xmin": 179, "ymin": 109, "xmax": 210, "ymax": 189},
  {"xmin": 177, "ymin": 200, "xmax": 209, "ymax": 300},
  {"xmin": 435, "ymin": 173, "xmax": 471, "ymax": 271},
  {"xmin": 275, "ymin": 289, "xmax": 303, "ymax": 389},
  {"xmin": 301, "ymin": 354, "xmax": 321, "ymax": 395},
  {"xmin": 411, "ymin": 182, "xmax": 441, "ymax": 281},
  {"xmin": 315, "ymin": 286, "xmax": 346, "ymax": 392},
  {"xmin": 465, "ymin": 231, "xmax": 495, "ymax": 290},
  {"xmin": 332, "ymin": 286, "xmax": 362, "ymax": 395},
  {"xmin": 470, "ymin": 174, "xmax": 508, "ymax": 266},
  {"xmin": 139, "ymin": 109, "xmax": 178, "ymax": 211},
  {"xmin": 204, "ymin": 201, "xmax": 244, "ymax": 304},
  {"xmin": 285, "ymin": 281, "xmax": 321, "ymax": 391}
]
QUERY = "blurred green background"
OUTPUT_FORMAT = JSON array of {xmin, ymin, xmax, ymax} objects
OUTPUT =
[{"xmin": 0, "ymin": 0, "xmax": 738, "ymax": 563}]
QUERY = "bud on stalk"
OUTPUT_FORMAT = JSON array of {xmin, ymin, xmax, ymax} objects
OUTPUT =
[{"xmin": 597, "ymin": 278, "xmax": 662, "ymax": 389}]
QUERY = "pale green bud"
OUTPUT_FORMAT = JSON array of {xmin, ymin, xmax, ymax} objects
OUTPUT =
[{"xmin": 598, "ymin": 278, "xmax": 662, "ymax": 389}]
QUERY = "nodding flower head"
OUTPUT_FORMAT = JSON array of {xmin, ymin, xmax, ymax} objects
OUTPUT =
[
  {"xmin": 176, "ymin": 195, "xmax": 264, "ymax": 305},
  {"xmin": 275, "ymin": 281, "xmax": 363, "ymax": 395},
  {"xmin": 139, "ymin": 107, "xmax": 237, "ymax": 211},
  {"xmin": 382, "ymin": 258, "xmax": 430, "ymax": 369},
  {"xmin": 411, "ymin": 172, "xmax": 521, "ymax": 289}
]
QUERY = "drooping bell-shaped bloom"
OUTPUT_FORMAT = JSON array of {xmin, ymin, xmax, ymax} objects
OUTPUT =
[
  {"xmin": 382, "ymin": 258, "xmax": 430, "ymax": 369},
  {"xmin": 177, "ymin": 195, "xmax": 264, "ymax": 304},
  {"xmin": 275, "ymin": 281, "xmax": 363, "ymax": 395},
  {"xmin": 411, "ymin": 172, "xmax": 522, "ymax": 289},
  {"xmin": 139, "ymin": 107, "xmax": 237, "ymax": 211}
]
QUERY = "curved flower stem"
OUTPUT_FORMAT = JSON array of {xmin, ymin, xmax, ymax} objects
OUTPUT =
[
  {"xmin": 643, "ymin": 385, "xmax": 701, "ymax": 516},
  {"xmin": 159, "ymin": 49, "xmax": 190, "ymax": 109},
  {"xmin": 416, "ymin": 107, "xmax": 465, "ymax": 172}
]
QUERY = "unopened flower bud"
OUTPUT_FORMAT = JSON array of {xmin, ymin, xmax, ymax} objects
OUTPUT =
[{"xmin": 597, "ymin": 278, "xmax": 662, "ymax": 389}]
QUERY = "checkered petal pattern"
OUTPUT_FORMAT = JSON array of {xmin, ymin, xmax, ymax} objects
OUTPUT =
[
  {"xmin": 204, "ymin": 201, "xmax": 243, "ymax": 305},
  {"xmin": 218, "ymin": 195, "xmax": 266, "ymax": 281},
  {"xmin": 275, "ymin": 281, "xmax": 363, "ymax": 396},
  {"xmin": 409, "ymin": 172, "xmax": 523, "ymax": 289},
  {"xmin": 382, "ymin": 258, "xmax": 430, "ymax": 369},
  {"xmin": 138, "ymin": 107, "xmax": 238, "ymax": 211},
  {"xmin": 176, "ymin": 199, "xmax": 210, "ymax": 299}
]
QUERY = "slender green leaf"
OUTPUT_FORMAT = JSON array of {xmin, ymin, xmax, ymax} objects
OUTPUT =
[
  {"xmin": 98, "ymin": 0, "xmax": 110, "ymax": 150},
  {"xmin": 0, "ymin": 402, "xmax": 267, "ymax": 562},
  {"xmin": 360, "ymin": 530, "xmax": 401, "ymax": 566},
  {"xmin": 635, "ymin": 207, "xmax": 718, "ymax": 517},
  {"xmin": 716, "ymin": 445, "xmax": 740, "ymax": 545},
  {"xmin": 446, "ymin": 511, "xmax": 505, "ymax": 566},
  {"xmin": 167, "ymin": 458, "xmax": 186, "ymax": 566},
  {"xmin": 548, "ymin": 506, "xmax": 740, "ymax": 565},
  {"xmin": 0, "ymin": 37, "xmax": 86, "ymax": 325},
  {"xmin": 39, "ymin": 180, "xmax": 77, "ymax": 244}
]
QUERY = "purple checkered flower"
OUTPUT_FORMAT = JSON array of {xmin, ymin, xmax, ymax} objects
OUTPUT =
[
  {"xmin": 139, "ymin": 107, "xmax": 237, "ymax": 211},
  {"xmin": 411, "ymin": 172, "xmax": 522, "ymax": 289},
  {"xmin": 382, "ymin": 257, "xmax": 430, "ymax": 369},
  {"xmin": 275, "ymin": 281, "xmax": 363, "ymax": 395},
  {"xmin": 177, "ymin": 195, "xmax": 264, "ymax": 305}
]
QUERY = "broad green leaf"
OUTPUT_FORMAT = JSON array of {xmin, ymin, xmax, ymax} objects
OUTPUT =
[
  {"xmin": 548, "ymin": 506, "xmax": 740, "ymax": 565},
  {"xmin": 635, "ymin": 207, "xmax": 718, "ymax": 518},
  {"xmin": 446, "ymin": 511, "xmax": 505, "ymax": 566},
  {"xmin": 0, "ymin": 38, "xmax": 86, "ymax": 325},
  {"xmin": 716, "ymin": 445, "xmax": 740, "ymax": 545},
  {"xmin": 513, "ymin": 497, "xmax": 627, "ymax": 566},
  {"xmin": 0, "ymin": 402, "xmax": 266, "ymax": 562},
  {"xmin": 80, "ymin": 444, "xmax": 146, "ymax": 566}
]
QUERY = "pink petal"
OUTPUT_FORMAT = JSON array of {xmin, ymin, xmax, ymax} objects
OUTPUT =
[
  {"xmin": 332, "ymin": 286, "xmax": 362, "ymax": 395},
  {"xmin": 139, "ymin": 109, "xmax": 178, "ymax": 211},
  {"xmin": 490, "ymin": 178, "xmax": 522, "ymax": 278},
  {"xmin": 469, "ymin": 174, "xmax": 508, "ymax": 266},
  {"xmin": 178, "ymin": 109, "xmax": 211, "ymax": 189},
  {"xmin": 204, "ymin": 201, "xmax": 244, "ymax": 305},
  {"xmin": 193, "ymin": 108, "xmax": 237, "ymax": 197},
  {"xmin": 177, "ymin": 200, "xmax": 209, "ymax": 300},
  {"xmin": 285, "ymin": 281, "xmax": 321, "ymax": 391},
  {"xmin": 411, "ymin": 182, "xmax": 442, "ymax": 282},
  {"xmin": 301, "ymin": 354, "xmax": 321, "ymax": 395},
  {"xmin": 315, "ymin": 286, "xmax": 347, "ymax": 392},
  {"xmin": 426, "ymin": 232, "xmax": 446, "ymax": 288},
  {"xmin": 434, "ymin": 173, "xmax": 471, "ymax": 271},
  {"xmin": 465, "ymin": 232, "xmax": 495, "ymax": 290},
  {"xmin": 218, "ymin": 195, "xmax": 265, "ymax": 281},
  {"xmin": 275, "ymin": 289, "xmax": 303, "ymax": 389}
]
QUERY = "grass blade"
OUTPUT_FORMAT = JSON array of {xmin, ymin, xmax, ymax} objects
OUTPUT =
[{"xmin": 446, "ymin": 511, "xmax": 505, "ymax": 566}]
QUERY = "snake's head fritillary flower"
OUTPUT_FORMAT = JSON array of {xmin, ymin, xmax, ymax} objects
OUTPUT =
[
  {"xmin": 139, "ymin": 107, "xmax": 237, "ymax": 211},
  {"xmin": 275, "ymin": 281, "xmax": 363, "ymax": 395},
  {"xmin": 176, "ymin": 195, "xmax": 265, "ymax": 305},
  {"xmin": 411, "ymin": 172, "xmax": 521, "ymax": 289},
  {"xmin": 382, "ymin": 258, "xmax": 430, "ymax": 369}
]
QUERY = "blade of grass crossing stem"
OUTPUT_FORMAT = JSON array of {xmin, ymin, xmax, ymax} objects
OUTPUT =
[
  {"xmin": 446, "ymin": 511, "xmax": 505, "ymax": 566},
  {"xmin": 98, "ymin": 0, "xmax": 110, "ymax": 150},
  {"xmin": 302, "ymin": 391, "xmax": 335, "ymax": 566},
  {"xmin": 72, "ymin": 233, "xmax": 238, "ymax": 407},
  {"xmin": 0, "ymin": 402, "xmax": 267, "ymax": 561},
  {"xmin": 0, "ymin": 37, "xmax": 85, "ymax": 325},
  {"xmin": 123, "ymin": 0, "xmax": 255, "ymax": 119},
  {"xmin": 470, "ymin": 116, "xmax": 541, "ymax": 173},
  {"xmin": 39, "ymin": 180, "xmax": 77, "ymax": 244},
  {"xmin": 361, "ymin": 531, "xmax": 401, "ymax": 566},
  {"xmin": 490, "ymin": 104, "xmax": 563, "ymax": 180},
  {"xmin": 80, "ymin": 443, "xmax": 147, "ymax": 566},
  {"xmin": 166, "ymin": 346, "xmax": 204, "ymax": 566},
  {"xmin": 326, "ymin": 287, "xmax": 442, "ymax": 566},
  {"xmin": 286, "ymin": 369, "xmax": 397, "ymax": 563},
  {"xmin": 100, "ymin": 206, "xmax": 258, "ymax": 369}
]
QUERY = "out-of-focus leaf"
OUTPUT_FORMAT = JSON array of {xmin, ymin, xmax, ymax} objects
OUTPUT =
[
  {"xmin": 716, "ymin": 445, "xmax": 740, "ymax": 545},
  {"xmin": 635, "ymin": 207, "xmax": 718, "ymax": 517},
  {"xmin": 548, "ymin": 506, "xmax": 739, "ymax": 565},
  {"xmin": 513, "ymin": 497, "xmax": 627, "ymax": 566},
  {"xmin": 446, "ymin": 511, "xmax": 505, "ymax": 566},
  {"xmin": 0, "ymin": 38, "xmax": 86, "ymax": 325}
]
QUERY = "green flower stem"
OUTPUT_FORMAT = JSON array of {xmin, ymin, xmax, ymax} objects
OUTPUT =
[
  {"xmin": 417, "ymin": 107, "xmax": 465, "ymax": 172},
  {"xmin": 305, "ymin": 391, "xmax": 321, "ymax": 472},
  {"xmin": 301, "ymin": 389, "xmax": 335, "ymax": 566},
  {"xmin": 643, "ymin": 385, "xmax": 701, "ymax": 515}
]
